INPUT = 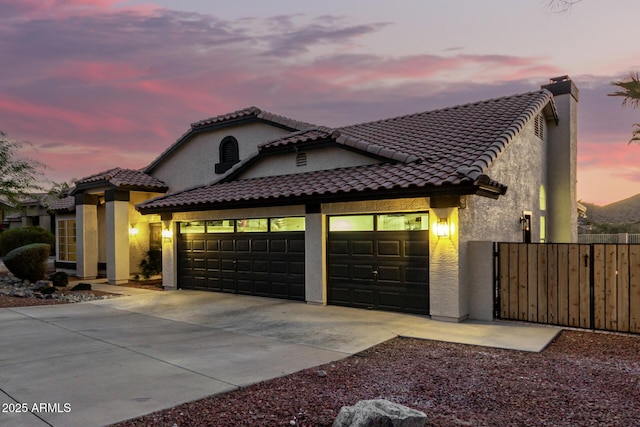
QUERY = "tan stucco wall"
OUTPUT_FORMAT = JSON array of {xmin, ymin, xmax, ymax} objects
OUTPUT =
[
  {"xmin": 98, "ymin": 204, "xmax": 106, "ymax": 264},
  {"xmin": 128, "ymin": 192, "xmax": 163, "ymax": 277},
  {"xmin": 466, "ymin": 241, "xmax": 495, "ymax": 321},
  {"xmin": 237, "ymin": 147, "xmax": 380, "ymax": 180},
  {"xmin": 459, "ymin": 118, "xmax": 550, "ymax": 320},
  {"xmin": 547, "ymin": 92, "xmax": 578, "ymax": 243},
  {"xmin": 151, "ymin": 122, "xmax": 293, "ymax": 192}
]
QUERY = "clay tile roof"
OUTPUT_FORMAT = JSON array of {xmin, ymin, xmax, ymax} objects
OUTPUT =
[
  {"xmin": 337, "ymin": 89, "xmax": 553, "ymax": 174},
  {"xmin": 259, "ymin": 127, "xmax": 420, "ymax": 164},
  {"xmin": 259, "ymin": 127, "xmax": 334, "ymax": 149},
  {"xmin": 190, "ymin": 106, "xmax": 315, "ymax": 131},
  {"xmin": 48, "ymin": 196, "xmax": 75, "ymax": 213},
  {"xmin": 138, "ymin": 90, "xmax": 553, "ymax": 213},
  {"xmin": 74, "ymin": 168, "xmax": 168, "ymax": 192}
]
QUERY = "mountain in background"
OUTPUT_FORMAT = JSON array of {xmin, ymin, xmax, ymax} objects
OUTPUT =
[{"xmin": 582, "ymin": 194, "xmax": 640, "ymax": 227}]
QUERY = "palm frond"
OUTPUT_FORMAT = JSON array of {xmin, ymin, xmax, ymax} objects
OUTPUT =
[
  {"xmin": 609, "ymin": 72, "xmax": 640, "ymax": 108},
  {"xmin": 630, "ymin": 123, "xmax": 640, "ymax": 144}
]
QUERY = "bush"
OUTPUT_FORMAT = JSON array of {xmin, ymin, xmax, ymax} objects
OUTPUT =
[
  {"xmin": 49, "ymin": 271, "xmax": 69, "ymax": 287},
  {"xmin": 70, "ymin": 283, "xmax": 91, "ymax": 291},
  {"xmin": 2, "ymin": 243, "xmax": 50, "ymax": 282},
  {"xmin": 41, "ymin": 286, "xmax": 57, "ymax": 295},
  {"xmin": 139, "ymin": 248, "xmax": 162, "ymax": 279},
  {"xmin": 0, "ymin": 226, "xmax": 55, "ymax": 256}
]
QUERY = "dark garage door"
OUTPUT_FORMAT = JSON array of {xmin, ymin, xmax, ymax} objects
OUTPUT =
[
  {"xmin": 327, "ymin": 213, "xmax": 429, "ymax": 315},
  {"xmin": 178, "ymin": 219, "xmax": 305, "ymax": 301}
]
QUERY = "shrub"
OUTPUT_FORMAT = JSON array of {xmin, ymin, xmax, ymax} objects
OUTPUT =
[
  {"xmin": 41, "ymin": 286, "xmax": 57, "ymax": 295},
  {"xmin": 2, "ymin": 243, "xmax": 50, "ymax": 282},
  {"xmin": 0, "ymin": 226, "xmax": 55, "ymax": 256},
  {"xmin": 49, "ymin": 271, "xmax": 69, "ymax": 287},
  {"xmin": 139, "ymin": 248, "xmax": 162, "ymax": 279},
  {"xmin": 70, "ymin": 283, "xmax": 91, "ymax": 291}
]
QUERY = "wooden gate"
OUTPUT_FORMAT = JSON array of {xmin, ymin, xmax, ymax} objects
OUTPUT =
[{"xmin": 496, "ymin": 243, "xmax": 640, "ymax": 333}]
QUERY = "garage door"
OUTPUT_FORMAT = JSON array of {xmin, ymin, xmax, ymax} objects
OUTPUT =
[
  {"xmin": 327, "ymin": 213, "xmax": 429, "ymax": 315},
  {"xmin": 178, "ymin": 217, "xmax": 305, "ymax": 301}
]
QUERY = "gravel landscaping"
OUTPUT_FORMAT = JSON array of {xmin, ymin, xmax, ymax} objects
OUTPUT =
[
  {"xmin": 107, "ymin": 329, "xmax": 640, "ymax": 427},
  {"xmin": 0, "ymin": 274, "xmax": 117, "ymax": 307},
  {"xmin": 0, "ymin": 273, "xmax": 162, "ymax": 308}
]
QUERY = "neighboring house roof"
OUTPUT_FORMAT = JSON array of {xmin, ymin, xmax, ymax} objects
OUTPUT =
[
  {"xmin": 5, "ymin": 212, "xmax": 22, "ymax": 222},
  {"xmin": 72, "ymin": 167, "xmax": 168, "ymax": 194},
  {"xmin": 137, "ymin": 90, "xmax": 555, "ymax": 214},
  {"xmin": 144, "ymin": 106, "xmax": 316, "ymax": 174},
  {"xmin": 48, "ymin": 196, "xmax": 76, "ymax": 213},
  {"xmin": 1, "ymin": 193, "xmax": 63, "ymax": 210}
]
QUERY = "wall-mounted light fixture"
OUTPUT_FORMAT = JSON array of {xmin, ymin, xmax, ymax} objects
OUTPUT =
[
  {"xmin": 129, "ymin": 225, "xmax": 139, "ymax": 236},
  {"xmin": 436, "ymin": 218, "xmax": 449, "ymax": 238},
  {"xmin": 161, "ymin": 228, "xmax": 172, "ymax": 241}
]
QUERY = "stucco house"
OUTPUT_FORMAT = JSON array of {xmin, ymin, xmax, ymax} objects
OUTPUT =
[
  {"xmin": 52, "ymin": 76, "xmax": 578, "ymax": 322},
  {"xmin": 1, "ymin": 194, "xmax": 56, "ymax": 233}
]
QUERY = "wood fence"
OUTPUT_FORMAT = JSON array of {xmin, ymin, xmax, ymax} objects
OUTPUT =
[{"xmin": 496, "ymin": 243, "xmax": 640, "ymax": 334}]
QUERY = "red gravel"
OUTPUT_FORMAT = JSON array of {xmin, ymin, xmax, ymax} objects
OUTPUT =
[
  {"xmin": 111, "ymin": 330, "xmax": 640, "ymax": 427},
  {"xmin": 0, "ymin": 294, "xmax": 69, "ymax": 308}
]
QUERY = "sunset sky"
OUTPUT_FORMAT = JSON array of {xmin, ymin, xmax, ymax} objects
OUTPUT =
[{"xmin": 2, "ymin": 0, "xmax": 639, "ymax": 205}]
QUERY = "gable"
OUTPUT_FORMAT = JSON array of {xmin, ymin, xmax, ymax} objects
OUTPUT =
[{"xmin": 149, "ymin": 121, "xmax": 295, "ymax": 192}]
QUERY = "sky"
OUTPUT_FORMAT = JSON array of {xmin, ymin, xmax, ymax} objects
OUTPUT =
[{"xmin": 1, "ymin": 0, "xmax": 639, "ymax": 206}]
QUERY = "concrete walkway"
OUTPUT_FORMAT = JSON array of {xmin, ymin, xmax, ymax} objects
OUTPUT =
[{"xmin": 0, "ymin": 285, "xmax": 561, "ymax": 427}]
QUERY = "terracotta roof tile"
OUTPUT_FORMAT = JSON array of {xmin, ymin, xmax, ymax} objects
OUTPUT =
[
  {"xmin": 191, "ymin": 106, "xmax": 315, "ymax": 131},
  {"xmin": 48, "ymin": 196, "xmax": 75, "ymax": 213},
  {"xmin": 74, "ymin": 168, "xmax": 168, "ymax": 192},
  {"xmin": 138, "ymin": 90, "xmax": 553, "ymax": 213}
]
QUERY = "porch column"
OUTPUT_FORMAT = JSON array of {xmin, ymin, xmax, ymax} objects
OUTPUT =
[
  {"xmin": 161, "ymin": 214, "xmax": 177, "ymax": 290},
  {"xmin": 75, "ymin": 193, "xmax": 99, "ymax": 279},
  {"xmin": 429, "ymin": 207, "xmax": 465, "ymax": 322},
  {"xmin": 106, "ymin": 190, "xmax": 130, "ymax": 284},
  {"xmin": 304, "ymin": 210, "xmax": 326, "ymax": 305}
]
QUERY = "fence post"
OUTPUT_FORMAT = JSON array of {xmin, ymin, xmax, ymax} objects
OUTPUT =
[{"xmin": 618, "ymin": 233, "xmax": 629, "ymax": 244}]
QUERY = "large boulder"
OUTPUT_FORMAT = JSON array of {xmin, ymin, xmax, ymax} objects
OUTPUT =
[
  {"xmin": 333, "ymin": 399, "xmax": 427, "ymax": 427},
  {"xmin": 2, "ymin": 243, "xmax": 50, "ymax": 283}
]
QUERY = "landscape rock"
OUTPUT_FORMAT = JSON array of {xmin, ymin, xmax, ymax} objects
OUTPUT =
[
  {"xmin": 0, "ymin": 273, "xmax": 114, "ymax": 303},
  {"xmin": 333, "ymin": 399, "xmax": 427, "ymax": 427}
]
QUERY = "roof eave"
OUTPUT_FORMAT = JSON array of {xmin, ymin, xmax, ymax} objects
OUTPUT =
[
  {"xmin": 70, "ymin": 181, "xmax": 168, "ymax": 195},
  {"xmin": 136, "ymin": 181, "xmax": 506, "ymax": 215}
]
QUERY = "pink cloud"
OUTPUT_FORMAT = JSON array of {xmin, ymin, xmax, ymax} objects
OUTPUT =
[{"xmin": 1, "ymin": 2, "xmax": 637, "ymax": 204}]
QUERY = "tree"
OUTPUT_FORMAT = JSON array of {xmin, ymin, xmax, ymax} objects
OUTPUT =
[
  {"xmin": 545, "ymin": 0, "xmax": 583, "ymax": 13},
  {"xmin": 0, "ymin": 131, "xmax": 46, "ymax": 205},
  {"xmin": 609, "ymin": 72, "xmax": 640, "ymax": 143},
  {"xmin": 47, "ymin": 181, "xmax": 71, "ymax": 197}
]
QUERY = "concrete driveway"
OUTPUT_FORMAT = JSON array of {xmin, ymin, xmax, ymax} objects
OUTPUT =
[{"xmin": 0, "ymin": 286, "xmax": 560, "ymax": 427}]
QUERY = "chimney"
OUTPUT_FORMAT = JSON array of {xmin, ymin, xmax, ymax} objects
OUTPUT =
[{"xmin": 541, "ymin": 76, "xmax": 578, "ymax": 243}]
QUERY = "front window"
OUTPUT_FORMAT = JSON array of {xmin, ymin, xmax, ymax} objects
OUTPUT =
[{"xmin": 58, "ymin": 219, "xmax": 76, "ymax": 261}]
